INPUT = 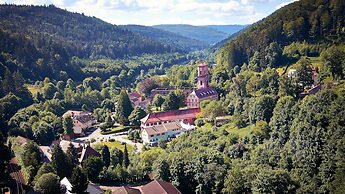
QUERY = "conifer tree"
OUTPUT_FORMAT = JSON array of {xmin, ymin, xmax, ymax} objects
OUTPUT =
[
  {"xmin": 115, "ymin": 89, "xmax": 133, "ymax": 125},
  {"xmin": 123, "ymin": 144, "xmax": 129, "ymax": 168},
  {"xmin": 101, "ymin": 145, "xmax": 110, "ymax": 168},
  {"xmin": 70, "ymin": 167, "xmax": 88, "ymax": 194},
  {"xmin": 63, "ymin": 115, "xmax": 74, "ymax": 135},
  {"xmin": 51, "ymin": 145, "xmax": 71, "ymax": 178}
]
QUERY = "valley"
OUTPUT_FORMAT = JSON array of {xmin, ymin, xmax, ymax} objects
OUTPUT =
[{"xmin": 0, "ymin": 1, "xmax": 345, "ymax": 194}]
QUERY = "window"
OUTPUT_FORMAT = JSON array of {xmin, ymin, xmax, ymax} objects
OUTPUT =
[
  {"xmin": 162, "ymin": 133, "xmax": 165, "ymax": 135},
  {"xmin": 150, "ymin": 135, "xmax": 154, "ymax": 137}
]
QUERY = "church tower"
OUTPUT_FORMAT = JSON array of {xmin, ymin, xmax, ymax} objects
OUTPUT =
[{"xmin": 197, "ymin": 63, "xmax": 209, "ymax": 89}]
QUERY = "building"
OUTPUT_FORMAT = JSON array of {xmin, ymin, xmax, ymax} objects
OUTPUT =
[
  {"xmin": 62, "ymin": 110, "xmax": 97, "ymax": 136},
  {"xmin": 79, "ymin": 145, "xmax": 101, "ymax": 163},
  {"xmin": 141, "ymin": 121, "xmax": 196, "ymax": 146},
  {"xmin": 129, "ymin": 91, "xmax": 149, "ymax": 109},
  {"xmin": 140, "ymin": 108, "xmax": 200, "ymax": 128},
  {"xmin": 60, "ymin": 177, "xmax": 103, "ymax": 194},
  {"xmin": 186, "ymin": 63, "xmax": 218, "ymax": 108},
  {"xmin": 112, "ymin": 180, "xmax": 181, "ymax": 194},
  {"xmin": 151, "ymin": 87, "xmax": 192, "ymax": 99}
]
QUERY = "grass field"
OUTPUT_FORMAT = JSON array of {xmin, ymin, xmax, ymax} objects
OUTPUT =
[
  {"xmin": 101, "ymin": 125, "xmax": 132, "ymax": 135},
  {"xmin": 222, "ymin": 122, "xmax": 254, "ymax": 139},
  {"xmin": 94, "ymin": 141, "xmax": 134, "ymax": 153},
  {"xmin": 276, "ymin": 56, "xmax": 323, "ymax": 76}
]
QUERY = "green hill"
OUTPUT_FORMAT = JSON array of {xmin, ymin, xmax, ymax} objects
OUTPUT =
[
  {"xmin": 152, "ymin": 24, "xmax": 230, "ymax": 45},
  {"xmin": 205, "ymin": 24, "xmax": 247, "ymax": 35},
  {"xmin": 217, "ymin": 0, "xmax": 345, "ymax": 70},
  {"xmin": 120, "ymin": 25, "xmax": 208, "ymax": 51},
  {"xmin": 0, "ymin": 4, "xmax": 180, "ymax": 80}
]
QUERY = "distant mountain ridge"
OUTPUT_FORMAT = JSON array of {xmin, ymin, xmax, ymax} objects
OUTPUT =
[
  {"xmin": 120, "ymin": 25, "xmax": 208, "ymax": 51},
  {"xmin": 0, "ymin": 4, "xmax": 181, "ymax": 80},
  {"xmin": 152, "ymin": 24, "xmax": 246, "ymax": 45}
]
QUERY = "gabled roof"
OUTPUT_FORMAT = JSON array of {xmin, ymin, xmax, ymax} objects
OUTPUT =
[
  {"xmin": 143, "ymin": 122, "xmax": 182, "ymax": 136},
  {"xmin": 63, "ymin": 110, "xmax": 96, "ymax": 124},
  {"xmin": 193, "ymin": 87, "xmax": 218, "ymax": 99},
  {"xmin": 112, "ymin": 186, "xmax": 141, "ymax": 194},
  {"xmin": 140, "ymin": 180, "xmax": 181, "ymax": 194},
  {"xmin": 140, "ymin": 108, "xmax": 200, "ymax": 124},
  {"xmin": 129, "ymin": 92, "xmax": 141, "ymax": 99},
  {"xmin": 79, "ymin": 146, "xmax": 101, "ymax": 163}
]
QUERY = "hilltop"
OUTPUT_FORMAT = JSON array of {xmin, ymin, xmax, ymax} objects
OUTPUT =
[
  {"xmin": 0, "ymin": 4, "xmax": 180, "ymax": 80},
  {"xmin": 217, "ymin": 0, "xmax": 345, "ymax": 70}
]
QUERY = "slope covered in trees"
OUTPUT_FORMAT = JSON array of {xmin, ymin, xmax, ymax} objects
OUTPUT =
[
  {"xmin": 153, "ymin": 24, "xmax": 232, "ymax": 45},
  {"xmin": 217, "ymin": 0, "xmax": 345, "ymax": 70},
  {"xmin": 0, "ymin": 4, "xmax": 180, "ymax": 80},
  {"xmin": 121, "ymin": 25, "xmax": 208, "ymax": 51}
]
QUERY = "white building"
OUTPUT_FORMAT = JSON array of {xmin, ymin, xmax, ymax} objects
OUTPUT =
[{"xmin": 141, "ymin": 121, "xmax": 196, "ymax": 146}]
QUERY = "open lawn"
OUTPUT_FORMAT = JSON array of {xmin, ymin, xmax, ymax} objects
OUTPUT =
[
  {"xmin": 222, "ymin": 122, "xmax": 254, "ymax": 139},
  {"xmin": 276, "ymin": 56, "xmax": 323, "ymax": 76},
  {"xmin": 101, "ymin": 125, "xmax": 132, "ymax": 135},
  {"xmin": 94, "ymin": 141, "xmax": 134, "ymax": 153}
]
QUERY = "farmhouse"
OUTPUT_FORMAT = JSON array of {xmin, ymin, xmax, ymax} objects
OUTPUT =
[
  {"xmin": 186, "ymin": 63, "xmax": 218, "ymax": 108},
  {"xmin": 62, "ymin": 110, "xmax": 97, "ymax": 136},
  {"xmin": 141, "ymin": 121, "xmax": 195, "ymax": 145}
]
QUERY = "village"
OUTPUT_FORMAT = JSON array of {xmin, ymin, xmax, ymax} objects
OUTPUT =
[
  {"xmin": 5, "ymin": 58, "xmax": 327, "ymax": 194},
  {"xmin": 6, "ymin": 62, "xmax": 220, "ymax": 194}
]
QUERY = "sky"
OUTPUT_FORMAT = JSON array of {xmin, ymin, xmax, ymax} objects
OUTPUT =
[{"xmin": 0, "ymin": 0, "xmax": 298, "ymax": 25}]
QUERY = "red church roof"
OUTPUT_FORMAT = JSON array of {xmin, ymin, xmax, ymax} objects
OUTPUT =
[{"xmin": 140, "ymin": 108, "xmax": 200, "ymax": 124}]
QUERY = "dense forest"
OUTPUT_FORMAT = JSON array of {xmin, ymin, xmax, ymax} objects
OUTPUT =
[
  {"xmin": 153, "ymin": 24, "xmax": 237, "ymax": 45},
  {"xmin": 217, "ymin": 0, "xmax": 345, "ymax": 71},
  {"xmin": 121, "ymin": 25, "xmax": 209, "ymax": 51},
  {"xmin": 1, "ymin": 0, "xmax": 345, "ymax": 194},
  {"xmin": 0, "ymin": 4, "xmax": 182, "ymax": 80}
]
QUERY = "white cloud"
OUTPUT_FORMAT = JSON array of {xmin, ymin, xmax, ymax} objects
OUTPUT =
[
  {"xmin": 276, "ymin": 0, "xmax": 298, "ymax": 9},
  {"xmin": 0, "ymin": 0, "xmax": 284, "ymax": 25}
]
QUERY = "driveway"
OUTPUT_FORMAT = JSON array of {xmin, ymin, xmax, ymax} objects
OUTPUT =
[{"xmin": 75, "ymin": 128, "xmax": 144, "ymax": 153}]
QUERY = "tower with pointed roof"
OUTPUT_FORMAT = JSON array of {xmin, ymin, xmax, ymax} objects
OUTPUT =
[
  {"xmin": 186, "ymin": 62, "xmax": 218, "ymax": 109},
  {"xmin": 197, "ymin": 63, "xmax": 209, "ymax": 89}
]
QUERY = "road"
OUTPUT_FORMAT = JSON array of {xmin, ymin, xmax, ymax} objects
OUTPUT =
[{"xmin": 75, "ymin": 128, "xmax": 144, "ymax": 153}]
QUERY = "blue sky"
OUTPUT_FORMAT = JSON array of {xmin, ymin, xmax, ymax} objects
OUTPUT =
[{"xmin": 1, "ymin": 0, "xmax": 298, "ymax": 25}]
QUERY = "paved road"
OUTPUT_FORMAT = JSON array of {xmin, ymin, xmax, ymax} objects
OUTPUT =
[{"xmin": 75, "ymin": 128, "xmax": 144, "ymax": 153}]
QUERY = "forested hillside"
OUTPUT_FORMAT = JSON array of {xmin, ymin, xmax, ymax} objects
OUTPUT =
[
  {"xmin": 205, "ymin": 24, "xmax": 247, "ymax": 35},
  {"xmin": 121, "ymin": 25, "xmax": 208, "ymax": 51},
  {"xmin": 218, "ymin": 0, "xmax": 345, "ymax": 70},
  {"xmin": 0, "ymin": 4, "xmax": 180, "ymax": 80},
  {"xmin": 153, "ymin": 24, "xmax": 230, "ymax": 45}
]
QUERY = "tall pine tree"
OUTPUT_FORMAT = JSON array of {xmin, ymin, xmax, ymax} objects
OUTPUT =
[
  {"xmin": 115, "ymin": 89, "xmax": 133, "ymax": 125},
  {"xmin": 70, "ymin": 167, "xmax": 88, "ymax": 194},
  {"xmin": 123, "ymin": 144, "xmax": 129, "ymax": 168},
  {"xmin": 101, "ymin": 145, "xmax": 110, "ymax": 168},
  {"xmin": 51, "ymin": 145, "xmax": 71, "ymax": 179}
]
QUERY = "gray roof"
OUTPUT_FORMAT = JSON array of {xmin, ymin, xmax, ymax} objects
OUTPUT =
[{"xmin": 193, "ymin": 87, "xmax": 218, "ymax": 99}]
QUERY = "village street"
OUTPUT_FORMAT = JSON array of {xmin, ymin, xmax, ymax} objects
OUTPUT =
[{"xmin": 75, "ymin": 128, "xmax": 144, "ymax": 153}]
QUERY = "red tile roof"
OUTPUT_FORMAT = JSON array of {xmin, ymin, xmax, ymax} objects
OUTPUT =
[
  {"xmin": 79, "ymin": 146, "xmax": 101, "ymax": 163},
  {"xmin": 112, "ymin": 186, "xmax": 141, "ymax": 194},
  {"xmin": 140, "ymin": 108, "xmax": 200, "ymax": 124},
  {"xmin": 9, "ymin": 158, "xmax": 26, "ymax": 185},
  {"xmin": 129, "ymin": 92, "xmax": 141, "ymax": 99},
  {"xmin": 16, "ymin": 136, "xmax": 30, "ymax": 145},
  {"xmin": 140, "ymin": 180, "xmax": 181, "ymax": 194}
]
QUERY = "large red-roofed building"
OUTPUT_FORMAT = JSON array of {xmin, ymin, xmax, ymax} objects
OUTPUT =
[{"xmin": 140, "ymin": 108, "xmax": 200, "ymax": 128}]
